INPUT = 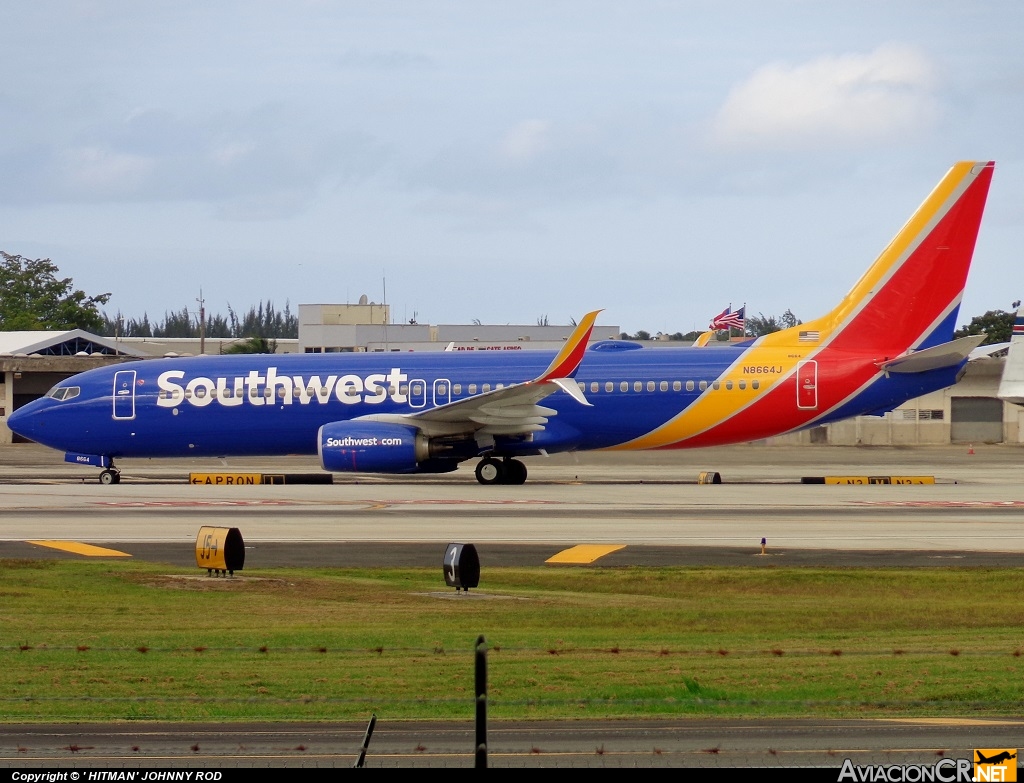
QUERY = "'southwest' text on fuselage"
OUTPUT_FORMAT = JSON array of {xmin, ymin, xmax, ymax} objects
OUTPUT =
[{"xmin": 156, "ymin": 367, "xmax": 409, "ymax": 409}]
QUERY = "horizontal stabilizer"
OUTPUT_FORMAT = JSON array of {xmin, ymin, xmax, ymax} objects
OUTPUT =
[{"xmin": 876, "ymin": 334, "xmax": 985, "ymax": 374}]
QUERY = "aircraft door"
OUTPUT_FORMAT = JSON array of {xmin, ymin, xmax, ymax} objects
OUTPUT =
[
  {"xmin": 408, "ymin": 379, "xmax": 427, "ymax": 408},
  {"xmin": 433, "ymin": 378, "xmax": 451, "ymax": 407},
  {"xmin": 113, "ymin": 370, "xmax": 137, "ymax": 420},
  {"xmin": 796, "ymin": 360, "xmax": 818, "ymax": 410}
]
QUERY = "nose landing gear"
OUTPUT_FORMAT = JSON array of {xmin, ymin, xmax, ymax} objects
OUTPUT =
[{"xmin": 99, "ymin": 467, "xmax": 121, "ymax": 485}]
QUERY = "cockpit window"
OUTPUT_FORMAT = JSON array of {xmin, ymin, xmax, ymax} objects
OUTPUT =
[{"xmin": 46, "ymin": 386, "xmax": 81, "ymax": 401}]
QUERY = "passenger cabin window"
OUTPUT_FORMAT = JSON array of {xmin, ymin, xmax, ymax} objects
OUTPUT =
[
  {"xmin": 698, "ymin": 381, "xmax": 708, "ymax": 391},
  {"xmin": 453, "ymin": 384, "xmax": 462, "ymax": 395},
  {"xmin": 633, "ymin": 381, "xmax": 642, "ymax": 392},
  {"xmin": 647, "ymin": 381, "xmax": 655, "ymax": 392},
  {"xmin": 686, "ymin": 381, "xmax": 694, "ymax": 392},
  {"xmin": 605, "ymin": 382, "xmax": 613, "ymax": 393},
  {"xmin": 469, "ymin": 384, "xmax": 477, "ymax": 394},
  {"xmin": 482, "ymin": 383, "xmax": 491, "ymax": 392},
  {"xmin": 661, "ymin": 381, "xmax": 669, "ymax": 392},
  {"xmin": 590, "ymin": 382, "xmax": 598, "ymax": 393},
  {"xmin": 620, "ymin": 381, "xmax": 628, "ymax": 392}
]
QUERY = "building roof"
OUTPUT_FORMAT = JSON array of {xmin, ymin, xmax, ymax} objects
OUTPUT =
[{"xmin": 0, "ymin": 330, "xmax": 147, "ymax": 358}]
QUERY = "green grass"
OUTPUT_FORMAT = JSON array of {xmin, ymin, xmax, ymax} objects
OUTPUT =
[{"xmin": 1, "ymin": 560, "xmax": 1022, "ymax": 721}]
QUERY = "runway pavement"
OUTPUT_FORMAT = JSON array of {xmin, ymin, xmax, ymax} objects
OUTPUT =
[
  {"xmin": 2, "ymin": 443, "xmax": 1024, "ymax": 562},
  {"xmin": 3, "ymin": 718, "xmax": 1023, "ymax": 769},
  {"xmin": 2, "ymin": 442, "xmax": 1023, "ymax": 768}
]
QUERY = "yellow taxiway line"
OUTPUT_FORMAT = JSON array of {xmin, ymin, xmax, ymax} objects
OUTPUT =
[
  {"xmin": 546, "ymin": 544, "xmax": 626, "ymax": 564},
  {"xmin": 27, "ymin": 541, "xmax": 132, "ymax": 557}
]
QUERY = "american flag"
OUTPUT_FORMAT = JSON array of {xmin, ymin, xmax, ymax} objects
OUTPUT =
[{"xmin": 710, "ymin": 305, "xmax": 745, "ymax": 331}]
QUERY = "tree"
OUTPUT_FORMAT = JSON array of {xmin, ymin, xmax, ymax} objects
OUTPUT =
[
  {"xmin": 0, "ymin": 252, "xmax": 111, "ymax": 332},
  {"xmin": 746, "ymin": 313, "xmax": 781, "ymax": 336},
  {"xmin": 954, "ymin": 309, "xmax": 1013, "ymax": 345},
  {"xmin": 223, "ymin": 336, "xmax": 277, "ymax": 354},
  {"xmin": 745, "ymin": 310, "xmax": 801, "ymax": 337}
]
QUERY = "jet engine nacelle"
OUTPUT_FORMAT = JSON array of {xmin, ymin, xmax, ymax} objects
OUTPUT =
[{"xmin": 318, "ymin": 421, "xmax": 429, "ymax": 474}]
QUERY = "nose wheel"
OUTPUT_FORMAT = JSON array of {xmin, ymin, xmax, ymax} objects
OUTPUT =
[
  {"xmin": 474, "ymin": 457, "xmax": 527, "ymax": 485},
  {"xmin": 99, "ymin": 468, "xmax": 121, "ymax": 485}
]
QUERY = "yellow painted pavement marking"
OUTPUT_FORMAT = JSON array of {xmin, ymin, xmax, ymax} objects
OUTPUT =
[
  {"xmin": 883, "ymin": 718, "xmax": 1024, "ymax": 726},
  {"xmin": 27, "ymin": 541, "xmax": 132, "ymax": 557},
  {"xmin": 546, "ymin": 544, "xmax": 626, "ymax": 564}
]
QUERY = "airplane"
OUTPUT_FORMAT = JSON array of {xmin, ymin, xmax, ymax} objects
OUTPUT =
[
  {"xmin": 6, "ymin": 161, "xmax": 995, "ymax": 486},
  {"xmin": 975, "ymin": 751, "xmax": 1016, "ymax": 765},
  {"xmin": 997, "ymin": 303, "xmax": 1024, "ymax": 405}
]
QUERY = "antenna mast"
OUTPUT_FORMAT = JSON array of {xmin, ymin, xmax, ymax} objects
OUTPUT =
[{"xmin": 196, "ymin": 289, "xmax": 206, "ymax": 355}]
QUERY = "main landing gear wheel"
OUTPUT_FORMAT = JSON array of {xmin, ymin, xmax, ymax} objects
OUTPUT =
[
  {"xmin": 474, "ymin": 457, "xmax": 528, "ymax": 485},
  {"xmin": 475, "ymin": 457, "xmax": 504, "ymax": 485},
  {"xmin": 502, "ymin": 458, "xmax": 528, "ymax": 485},
  {"xmin": 99, "ymin": 469, "xmax": 121, "ymax": 485}
]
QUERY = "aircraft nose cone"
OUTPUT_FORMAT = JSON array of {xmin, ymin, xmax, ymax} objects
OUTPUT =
[{"xmin": 6, "ymin": 400, "xmax": 44, "ymax": 442}]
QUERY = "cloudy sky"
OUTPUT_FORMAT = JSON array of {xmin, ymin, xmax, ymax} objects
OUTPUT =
[{"xmin": 2, "ymin": 1, "xmax": 1022, "ymax": 334}]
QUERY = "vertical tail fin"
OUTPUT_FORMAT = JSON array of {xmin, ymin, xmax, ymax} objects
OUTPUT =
[{"xmin": 770, "ymin": 162, "xmax": 994, "ymax": 356}]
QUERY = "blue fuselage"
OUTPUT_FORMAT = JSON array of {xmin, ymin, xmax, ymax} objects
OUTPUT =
[{"xmin": 7, "ymin": 344, "xmax": 962, "ymax": 463}]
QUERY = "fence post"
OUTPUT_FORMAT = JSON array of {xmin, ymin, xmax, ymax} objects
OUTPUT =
[
  {"xmin": 353, "ymin": 712, "xmax": 376, "ymax": 768},
  {"xmin": 475, "ymin": 634, "xmax": 488, "ymax": 768}
]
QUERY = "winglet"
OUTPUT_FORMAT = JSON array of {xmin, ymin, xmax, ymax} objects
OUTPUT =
[
  {"xmin": 692, "ymin": 330, "xmax": 714, "ymax": 347},
  {"xmin": 537, "ymin": 310, "xmax": 602, "ymax": 382}
]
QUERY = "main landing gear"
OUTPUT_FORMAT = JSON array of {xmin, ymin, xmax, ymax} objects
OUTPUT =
[
  {"xmin": 98, "ymin": 466, "xmax": 121, "ymax": 485},
  {"xmin": 475, "ymin": 457, "xmax": 528, "ymax": 486}
]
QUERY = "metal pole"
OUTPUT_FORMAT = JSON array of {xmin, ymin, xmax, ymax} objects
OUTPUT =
[
  {"xmin": 353, "ymin": 712, "xmax": 376, "ymax": 768},
  {"xmin": 475, "ymin": 634, "xmax": 488, "ymax": 768}
]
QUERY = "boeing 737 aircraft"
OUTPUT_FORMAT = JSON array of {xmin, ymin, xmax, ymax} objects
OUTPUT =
[{"xmin": 7, "ymin": 161, "xmax": 995, "ymax": 485}]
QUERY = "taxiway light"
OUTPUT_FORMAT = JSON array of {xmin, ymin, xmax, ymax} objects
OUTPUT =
[
  {"xmin": 444, "ymin": 543, "xmax": 480, "ymax": 592},
  {"xmin": 195, "ymin": 526, "xmax": 245, "ymax": 576}
]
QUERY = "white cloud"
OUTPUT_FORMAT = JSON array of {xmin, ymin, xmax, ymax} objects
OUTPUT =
[
  {"xmin": 712, "ymin": 44, "xmax": 939, "ymax": 150},
  {"xmin": 499, "ymin": 119, "xmax": 551, "ymax": 162},
  {"xmin": 209, "ymin": 141, "xmax": 257, "ymax": 166},
  {"xmin": 59, "ymin": 146, "xmax": 155, "ymax": 196}
]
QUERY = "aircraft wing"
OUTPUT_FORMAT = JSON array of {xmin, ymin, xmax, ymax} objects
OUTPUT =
[{"xmin": 355, "ymin": 310, "xmax": 600, "ymax": 438}]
